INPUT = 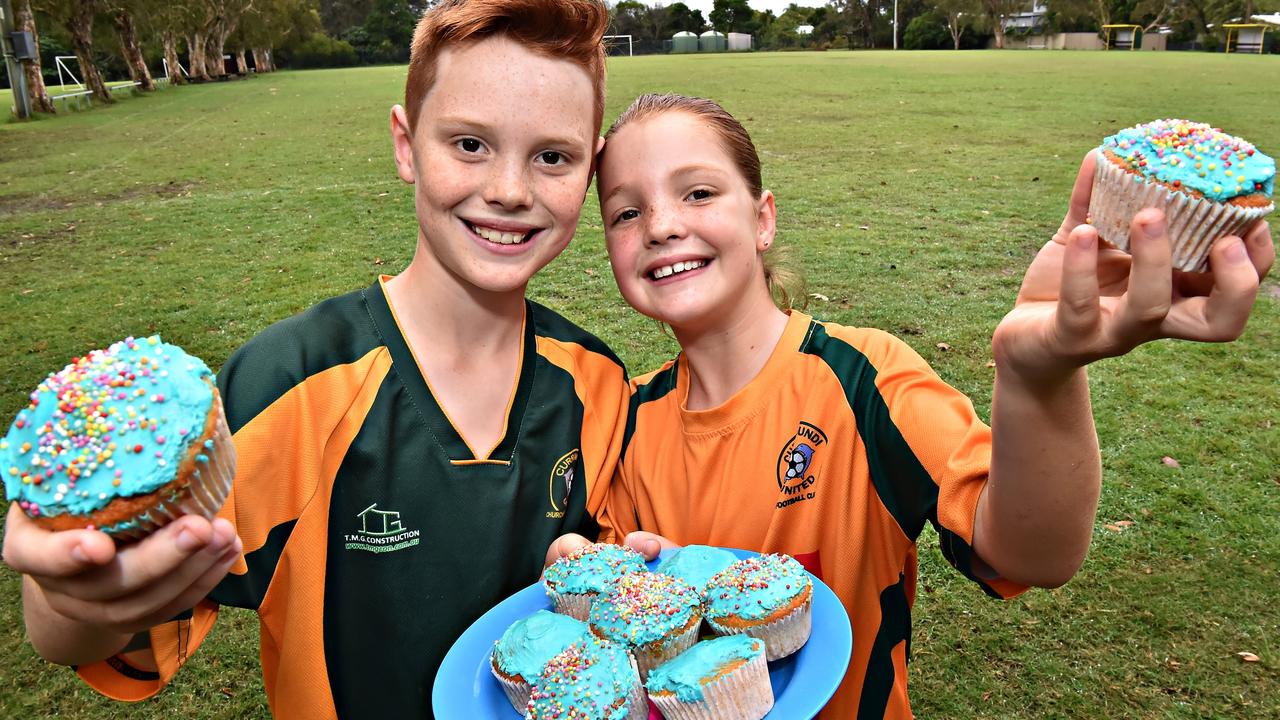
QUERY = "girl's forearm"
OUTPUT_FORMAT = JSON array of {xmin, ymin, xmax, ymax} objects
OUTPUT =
[{"xmin": 977, "ymin": 366, "xmax": 1101, "ymax": 587}]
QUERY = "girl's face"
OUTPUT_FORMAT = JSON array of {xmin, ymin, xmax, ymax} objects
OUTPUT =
[{"xmin": 598, "ymin": 112, "xmax": 776, "ymax": 334}]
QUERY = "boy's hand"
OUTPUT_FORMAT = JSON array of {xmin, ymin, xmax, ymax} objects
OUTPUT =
[
  {"xmin": 3, "ymin": 503, "xmax": 242, "ymax": 636},
  {"xmin": 994, "ymin": 151, "xmax": 1273, "ymax": 381}
]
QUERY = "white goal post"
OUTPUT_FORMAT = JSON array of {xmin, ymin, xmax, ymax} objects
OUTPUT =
[{"xmin": 603, "ymin": 34, "xmax": 633, "ymax": 56}]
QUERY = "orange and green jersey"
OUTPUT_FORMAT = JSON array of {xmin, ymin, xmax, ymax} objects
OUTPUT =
[
  {"xmin": 77, "ymin": 277, "xmax": 629, "ymax": 719},
  {"xmin": 602, "ymin": 311, "xmax": 1025, "ymax": 719}
]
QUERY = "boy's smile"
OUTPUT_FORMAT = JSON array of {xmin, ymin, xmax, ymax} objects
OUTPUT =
[{"xmin": 392, "ymin": 35, "xmax": 599, "ymax": 295}]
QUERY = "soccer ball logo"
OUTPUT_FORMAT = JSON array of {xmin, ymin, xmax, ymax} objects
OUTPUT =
[
  {"xmin": 776, "ymin": 421, "xmax": 827, "ymax": 494},
  {"xmin": 784, "ymin": 444, "xmax": 815, "ymax": 481}
]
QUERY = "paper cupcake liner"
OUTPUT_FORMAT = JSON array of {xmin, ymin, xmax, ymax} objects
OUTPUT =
[
  {"xmin": 545, "ymin": 587, "xmax": 596, "ymax": 622},
  {"xmin": 707, "ymin": 599, "xmax": 812, "ymax": 661},
  {"xmin": 105, "ymin": 390, "xmax": 237, "ymax": 541},
  {"xmin": 622, "ymin": 651, "xmax": 648, "ymax": 720},
  {"xmin": 1089, "ymin": 155, "xmax": 1274, "ymax": 273},
  {"xmin": 631, "ymin": 615, "xmax": 702, "ymax": 681},
  {"xmin": 650, "ymin": 651, "xmax": 775, "ymax": 720},
  {"xmin": 490, "ymin": 655, "xmax": 532, "ymax": 714}
]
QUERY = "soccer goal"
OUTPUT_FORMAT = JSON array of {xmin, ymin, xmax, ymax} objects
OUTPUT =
[{"xmin": 603, "ymin": 34, "xmax": 633, "ymax": 56}]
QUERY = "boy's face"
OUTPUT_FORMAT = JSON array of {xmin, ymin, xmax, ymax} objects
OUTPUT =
[
  {"xmin": 392, "ymin": 36, "xmax": 599, "ymax": 295},
  {"xmin": 598, "ymin": 112, "xmax": 775, "ymax": 333}
]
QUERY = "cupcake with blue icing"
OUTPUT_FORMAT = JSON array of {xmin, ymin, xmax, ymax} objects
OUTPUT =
[
  {"xmin": 491, "ymin": 610, "xmax": 590, "ymax": 712},
  {"xmin": 525, "ymin": 634, "xmax": 646, "ymax": 720},
  {"xmin": 655, "ymin": 545, "xmax": 737, "ymax": 593},
  {"xmin": 1090, "ymin": 119, "xmax": 1274, "ymax": 272},
  {"xmin": 703, "ymin": 554, "xmax": 812, "ymax": 661},
  {"xmin": 543, "ymin": 542, "xmax": 647, "ymax": 620},
  {"xmin": 588, "ymin": 570, "xmax": 702, "ymax": 680},
  {"xmin": 2, "ymin": 336, "xmax": 235, "ymax": 540},
  {"xmin": 647, "ymin": 635, "xmax": 774, "ymax": 720}
]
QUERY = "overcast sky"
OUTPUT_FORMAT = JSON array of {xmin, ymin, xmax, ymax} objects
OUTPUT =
[{"xmin": 671, "ymin": 0, "xmax": 805, "ymax": 18}]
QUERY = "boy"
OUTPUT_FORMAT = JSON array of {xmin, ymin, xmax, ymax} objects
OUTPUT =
[{"xmin": 1, "ymin": 1, "xmax": 625, "ymax": 717}]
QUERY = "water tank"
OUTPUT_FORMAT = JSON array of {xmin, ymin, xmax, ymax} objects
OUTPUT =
[
  {"xmin": 672, "ymin": 31, "xmax": 699, "ymax": 54},
  {"xmin": 699, "ymin": 30, "xmax": 726, "ymax": 52}
]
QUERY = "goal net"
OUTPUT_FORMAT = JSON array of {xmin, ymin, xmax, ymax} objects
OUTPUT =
[{"xmin": 603, "ymin": 34, "xmax": 633, "ymax": 56}]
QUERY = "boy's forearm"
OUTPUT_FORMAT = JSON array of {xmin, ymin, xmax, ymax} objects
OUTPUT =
[
  {"xmin": 978, "ymin": 366, "xmax": 1101, "ymax": 588},
  {"xmin": 23, "ymin": 576, "xmax": 136, "ymax": 667}
]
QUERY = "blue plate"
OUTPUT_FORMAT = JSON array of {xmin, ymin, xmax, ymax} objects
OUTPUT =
[{"xmin": 432, "ymin": 547, "xmax": 852, "ymax": 719}]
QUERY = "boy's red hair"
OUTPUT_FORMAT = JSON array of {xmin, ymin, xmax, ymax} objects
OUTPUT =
[{"xmin": 404, "ymin": 0, "xmax": 608, "ymax": 134}]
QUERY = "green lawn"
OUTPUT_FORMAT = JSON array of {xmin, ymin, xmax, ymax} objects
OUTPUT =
[{"xmin": 1, "ymin": 51, "xmax": 1278, "ymax": 718}]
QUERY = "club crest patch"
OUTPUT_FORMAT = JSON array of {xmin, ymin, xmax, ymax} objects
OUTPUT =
[
  {"xmin": 547, "ymin": 448, "xmax": 580, "ymax": 519},
  {"xmin": 776, "ymin": 422, "xmax": 826, "ymax": 508}
]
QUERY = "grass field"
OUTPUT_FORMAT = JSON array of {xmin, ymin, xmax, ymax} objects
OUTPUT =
[{"xmin": 1, "ymin": 50, "xmax": 1278, "ymax": 718}]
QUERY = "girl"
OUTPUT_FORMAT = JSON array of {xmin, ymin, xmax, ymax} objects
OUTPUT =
[{"xmin": 568, "ymin": 94, "xmax": 1270, "ymax": 718}]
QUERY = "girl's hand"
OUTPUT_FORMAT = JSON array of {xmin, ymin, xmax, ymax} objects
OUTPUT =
[
  {"xmin": 622, "ymin": 531, "xmax": 681, "ymax": 560},
  {"xmin": 544, "ymin": 533, "xmax": 593, "ymax": 568},
  {"xmin": 994, "ymin": 151, "xmax": 1273, "ymax": 383}
]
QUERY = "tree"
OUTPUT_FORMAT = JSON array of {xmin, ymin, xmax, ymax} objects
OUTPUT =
[
  {"xmin": 665, "ymin": 2, "xmax": 706, "ymax": 33},
  {"xmin": 242, "ymin": 0, "xmax": 321, "ymax": 71},
  {"xmin": 709, "ymin": 0, "xmax": 755, "ymax": 32},
  {"xmin": 37, "ymin": 0, "xmax": 114, "ymax": 103},
  {"xmin": 16, "ymin": 0, "xmax": 57, "ymax": 113},
  {"xmin": 107, "ymin": 0, "xmax": 155, "ymax": 91},
  {"xmin": 980, "ymin": 0, "xmax": 1030, "ymax": 47},
  {"xmin": 936, "ymin": 0, "xmax": 983, "ymax": 48}
]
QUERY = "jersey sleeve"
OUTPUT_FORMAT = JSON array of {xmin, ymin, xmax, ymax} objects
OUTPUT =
[{"xmin": 850, "ymin": 328, "xmax": 1026, "ymax": 599}]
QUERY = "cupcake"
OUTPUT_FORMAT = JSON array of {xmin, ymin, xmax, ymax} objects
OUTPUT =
[
  {"xmin": 702, "ymin": 554, "xmax": 812, "ymax": 661},
  {"xmin": 1089, "ymin": 119, "xmax": 1274, "ymax": 272},
  {"xmin": 525, "ymin": 635, "xmax": 647, "ymax": 720},
  {"xmin": 655, "ymin": 545, "xmax": 738, "ymax": 593},
  {"xmin": 2, "ymin": 336, "xmax": 235, "ymax": 540},
  {"xmin": 588, "ymin": 571, "xmax": 702, "ymax": 680},
  {"xmin": 646, "ymin": 635, "xmax": 774, "ymax": 720},
  {"xmin": 491, "ymin": 610, "xmax": 590, "ymax": 712},
  {"xmin": 542, "ymin": 542, "xmax": 647, "ymax": 621}
]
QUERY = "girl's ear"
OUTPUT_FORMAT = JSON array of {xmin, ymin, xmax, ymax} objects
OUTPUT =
[
  {"xmin": 755, "ymin": 190, "xmax": 778, "ymax": 253},
  {"xmin": 390, "ymin": 105, "xmax": 417, "ymax": 185}
]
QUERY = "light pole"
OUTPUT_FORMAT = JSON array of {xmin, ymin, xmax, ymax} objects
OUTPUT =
[
  {"xmin": 893, "ymin": 0, "xmax": 899, "ymax": 50},
  {"xmin": 1, "ymin": 0, "xmax": 32, "ymax": 118}
]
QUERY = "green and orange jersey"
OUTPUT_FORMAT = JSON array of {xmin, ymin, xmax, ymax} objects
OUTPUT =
[
  {"xmin": 76, "ymin": 277, "xmax": 629, "ymax": 719},
  {"xmin": 601, "ymin": 311, "xmax": 1026, "ymax": 720}
]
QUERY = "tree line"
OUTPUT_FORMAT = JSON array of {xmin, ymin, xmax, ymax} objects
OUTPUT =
[
  {"xmin": 611, "ymin": 0, "xmax": 1276, "ymax": 53},
  {"xmin": 10, "ymin": 0, "xmax": 429, "ymax": 115},
  {"xmin": 10, "ymin": 0, "xmax": 1275, "ymax": 116}
]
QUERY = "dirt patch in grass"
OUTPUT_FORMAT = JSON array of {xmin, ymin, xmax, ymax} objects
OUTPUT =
[{"xmin": 0, "ymin": 182, "xmax": 198, "ymax": 216}]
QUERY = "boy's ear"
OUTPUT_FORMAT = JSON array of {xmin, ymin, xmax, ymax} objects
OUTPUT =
[
  {"xmin": 585, "ymin": 136, "xmax": 606, "ymax": 195},
  {"xmin": 755, "ymin": 190, "xmax": 778, "ymax": 253},
  {"xmin": 390, "ymin": 105, "xmax": 417, "ymax": 185}
]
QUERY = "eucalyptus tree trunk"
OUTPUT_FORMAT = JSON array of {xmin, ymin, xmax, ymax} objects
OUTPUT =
[
  {"xmin": 252, "ymin": 47, "xmax": 274, "ymax": 73},
  {"xmin": 16, "ymin": 0, "xmax": 55, "ymax": 113},
  {"xmin": 162, "ymin": 31, "xmax": 185, "ymax": 85},
  {"xmin": 113, "ymin": 9, "xmax": 155, "ymax": 91},
  {"xmin": 204, "ymin": 31, "xmax": 224, "ymax": 78},
  {"xmin": 189, "ymin": 31, "xmax": 212, "ymax": 81},
  {"xmin": 234, "ymin": 49, "xmax": 247, "ymax": 74},
  {"xmin": 67, "ymin": 0, "xmax": 113, "ymax": 103}
]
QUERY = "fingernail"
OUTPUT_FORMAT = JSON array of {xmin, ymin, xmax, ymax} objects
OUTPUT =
[
  {"xmin": 644, "ymin": 540, "xmax": 660, "ymax": 556},
  {"xmin": 70, "ymin": 544, "xmax": 89, "ymax": 564},
  {"xmin": 1226, "ymin": 239, "xmax": 1248, "ymax": 263},
  {"xmin": 1075, "ymin": 232, "xmax": 1094, "ymax": 249},
  {"xmin": 176, "ymin": 529, "xmax": 203, "ymax": 552},
  {"xmin": 1142, "ymin": 221, "xmax": 1166, "ymax": 240}
]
